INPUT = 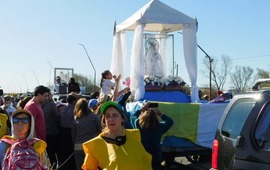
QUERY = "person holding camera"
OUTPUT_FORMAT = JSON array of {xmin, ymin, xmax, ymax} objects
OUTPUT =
[{"xmin": 130, "ymin": 102, "xmax": 174, "ymax": 170}]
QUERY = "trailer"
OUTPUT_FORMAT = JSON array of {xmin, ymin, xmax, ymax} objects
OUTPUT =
[{"xmin": 126, "ymin": 98, "xmax": 228, "ymax": 169}]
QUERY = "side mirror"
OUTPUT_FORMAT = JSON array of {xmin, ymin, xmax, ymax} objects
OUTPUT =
[
  {"xmin": 0, "ymin": 89, "xmax": 3, "ymax": 96},
  {"xmin": 236, "ymin": 135, "xmax": 245, "ymax": 148}
]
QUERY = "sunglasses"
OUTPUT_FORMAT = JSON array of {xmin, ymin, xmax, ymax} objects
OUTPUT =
[{"xmin": 13, "ymin": 117, "xmax": 30, "ymax": 124}]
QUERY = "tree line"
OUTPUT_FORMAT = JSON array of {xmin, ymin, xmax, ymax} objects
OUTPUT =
[
  {"xmin": 201, "ymin": 55, "xmax": 270, "ymax": 92},
  {"xmin": 73, "ymin": 55, "xmax": 269, "ymax": 96}
]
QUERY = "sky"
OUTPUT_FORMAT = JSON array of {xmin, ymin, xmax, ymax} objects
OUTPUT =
[{"xmin": 1, "ymin": 0, "xmax": 270, "ymax": 93}]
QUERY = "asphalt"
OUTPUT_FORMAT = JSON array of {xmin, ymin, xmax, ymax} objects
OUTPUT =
[{"xmin": 167, "ymin": 157, "xmax": 211, "ymax": 170}]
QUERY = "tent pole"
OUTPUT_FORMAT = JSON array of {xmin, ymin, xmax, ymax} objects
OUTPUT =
[{"xmin": 172, "ymin": 34, "xmax": 175, "ymax": 77}]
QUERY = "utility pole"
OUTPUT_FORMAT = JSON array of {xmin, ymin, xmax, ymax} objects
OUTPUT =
[
  {"xmin": 197, "ymin": 44, "xmax": 213, "ymax": 100},
  {"xmin": 78, "ymin": 43, "xmax": 96, "ymax": 91}
]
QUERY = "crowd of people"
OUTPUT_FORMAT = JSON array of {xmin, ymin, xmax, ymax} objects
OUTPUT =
[
  {"xmin": 0, "ymin": 72, "xmax": 175, "ymax": 170},
  {"xmin": 0, "ymin": 69, "xmax": 234, "ymax": 170}
]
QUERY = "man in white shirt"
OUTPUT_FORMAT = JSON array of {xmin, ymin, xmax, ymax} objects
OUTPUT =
[{"xmin": 54, "ymin": 76, "xmax": 67, "ymax": 94}]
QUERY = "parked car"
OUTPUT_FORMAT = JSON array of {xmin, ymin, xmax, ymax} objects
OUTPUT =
[{"xmin": 211, "ymin": 88, "xmax": 270, "ymax": 169}]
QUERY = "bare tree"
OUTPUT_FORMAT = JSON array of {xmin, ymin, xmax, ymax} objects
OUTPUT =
[
  {"xmin": 202, "ymin": 55, "xmax": 232, "ymax": 91},
  {"xmin": 254, "ymin": 68, "xmax": 270, "ymax": 79},
  {"xmin": 73, "ymin": 73, "xmax": 98, "ymax": 94},
  {"xmin": 230, "ymin": 66, "xmax": 253, "ymax": 91}
]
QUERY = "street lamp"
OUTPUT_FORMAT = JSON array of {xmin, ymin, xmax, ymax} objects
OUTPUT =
[
  {"xmin": 78, "ymin": 43, "xmax": 96, "ymax": 91},
  {"xmin": 197, "ymin": 45, "xmax": 213, "ymax": 100},
  {"xmin": 23, "ymin": 76, "xmax": 29, "ymax": 92},
  {"xmin": 31, "ymin": 70, "xmax": 40, "ymax": 85},
  {"xmin": 16, "ymin": 79, "xmax": 22, "ymax": 93},
  {"xmin": 45, "ymin": 60, "xmax": 53, "ymax": 87}
]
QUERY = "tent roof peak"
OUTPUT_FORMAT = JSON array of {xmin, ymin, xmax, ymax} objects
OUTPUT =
[{"xmin": 116, "ymin": 0, "xmax": 196, "ymax": 33}]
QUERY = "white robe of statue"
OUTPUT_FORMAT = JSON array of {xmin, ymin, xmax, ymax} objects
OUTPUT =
[{"xmin": 145, "ymin": 38, "xmax": 165, "ymax": 77}]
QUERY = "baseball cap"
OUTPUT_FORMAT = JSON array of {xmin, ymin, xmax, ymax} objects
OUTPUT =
[
  {"xmin": 3, "ymin": 95, "xmax": 11, "ymax": 99},
  {"xmin": 88, "ymin": 99, "xmax": 98, "ymax": 109},
  {"xmin": 100, "ymin": 101, "xmax": 121, "ymax": 115}
]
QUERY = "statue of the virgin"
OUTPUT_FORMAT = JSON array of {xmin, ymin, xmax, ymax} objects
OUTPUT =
[{"xmin": 145, "ymin": 38, "xmax": 165, "ymax": 77}]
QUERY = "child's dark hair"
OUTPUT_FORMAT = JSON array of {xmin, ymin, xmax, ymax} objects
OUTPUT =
[{"xmin": 100, "ymin": 70, "xmax": 111, "ymax": 88}]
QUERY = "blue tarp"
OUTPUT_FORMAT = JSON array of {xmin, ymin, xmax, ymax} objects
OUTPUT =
[{"xmin": 142, "ymin": 91, "xmax": 191, "ymax": 103}]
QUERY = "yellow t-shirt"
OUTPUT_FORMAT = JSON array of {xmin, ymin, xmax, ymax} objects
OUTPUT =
[
  {"xmin": 0, "ymin": 114, "xmax": 8, "ymax": 138},
  {"xmin": 82, "ymin": 129, "xmax": 152, "ymax": 170}
]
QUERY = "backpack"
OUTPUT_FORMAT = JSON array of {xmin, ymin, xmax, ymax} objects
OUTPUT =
[{"xmin": 1, "ymin": 138, "xmax": 42, "ymax": 170}]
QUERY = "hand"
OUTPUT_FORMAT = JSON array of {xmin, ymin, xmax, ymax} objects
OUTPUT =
[
  {"xmin": 140, "ymin": 102, "xmax": 150, "ymax": 113},
  {"xmin": 123, "ymin": 87, "xmax": 130, "ymax": 93},
  {"xmin": 153, "ymin": 108, "xmax": 163, "ymax": 117},
  {"xmin": 115, "ymin": 74, "xmax": 121, "ymax": 82}
]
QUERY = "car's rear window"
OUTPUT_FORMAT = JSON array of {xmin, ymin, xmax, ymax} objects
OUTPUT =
[{"xmin": 221, "ymin": 98, "xmax": 255, "ymax": 139}]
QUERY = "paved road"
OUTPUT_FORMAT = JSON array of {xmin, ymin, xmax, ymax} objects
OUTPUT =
[{"xmin": 168, "ymin": 157, "xmax": 211, "ymax": 170}]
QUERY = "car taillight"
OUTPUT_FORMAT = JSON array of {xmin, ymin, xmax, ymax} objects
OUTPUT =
[{"xmin": 212, "ymin": 139, "xmax": 219, "ymax": 169}]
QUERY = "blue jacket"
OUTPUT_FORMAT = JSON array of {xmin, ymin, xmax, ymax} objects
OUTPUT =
[{"xmin": 130, "ymin": 110, "xmax": 174, "ymax": 162}]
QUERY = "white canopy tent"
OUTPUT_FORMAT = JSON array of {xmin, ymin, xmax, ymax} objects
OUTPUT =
[{"xmin": 111, "ymin": 0, "xmax": 199, "ymax": 102}]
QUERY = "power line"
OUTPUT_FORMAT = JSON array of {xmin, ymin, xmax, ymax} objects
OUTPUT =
[
  {"xmin": 233, "ymin": 55, "xmax": 270, "ymax": 60},
  {"xmin": 197, "ymin": 54, "xmax": 270, "ymax": 64}
]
